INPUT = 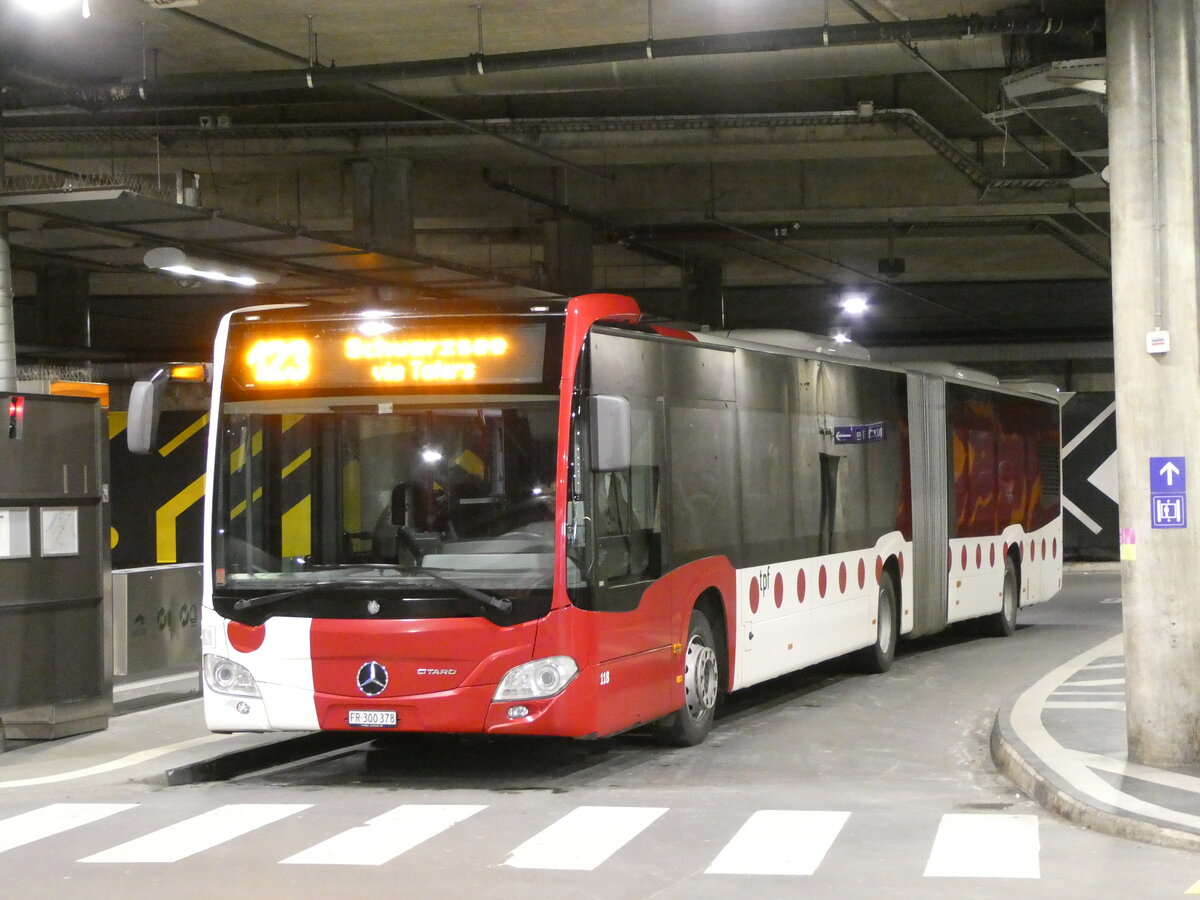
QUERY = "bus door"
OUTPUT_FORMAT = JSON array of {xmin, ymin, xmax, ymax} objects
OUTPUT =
[{"xmin": 582, "ymin": 331, "xmax": 670, "ymax": 667}]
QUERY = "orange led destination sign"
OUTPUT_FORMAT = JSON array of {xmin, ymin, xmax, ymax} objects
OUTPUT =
[
  {"xmin": 236, "ymin": 322, "xmax": 547, "ymax": 390},
  {"xmin": 344, "ymin": 335, "xmax": 508, "ymax": 383}
]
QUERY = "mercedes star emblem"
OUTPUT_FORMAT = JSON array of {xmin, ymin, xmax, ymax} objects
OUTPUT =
[{"xmin": 356, "ymin": 661, "xmax": 388, "ymax": 696}]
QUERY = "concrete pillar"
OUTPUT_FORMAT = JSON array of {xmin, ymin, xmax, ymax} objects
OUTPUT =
[
  {"xmin": 33, "ymin": 267, "xmax": 89, "ymax": 349},
  {"xmin": 0, "ymin": 128, "xmax": 16, "ymax": 391},
  {"xmin": 351, "ymin": 159, "xmax": 414, "ymax": 256},
  {"xmin": 685, "ymin": 259, "xmax": 725, "ymax": 327},
  {"xmin": 1108, "ymin": 0, "xmax": 1200, "ymax": 765},
  {"xmin": 542, "ymin": 218, "xmax": 593, "ymax": 296}
]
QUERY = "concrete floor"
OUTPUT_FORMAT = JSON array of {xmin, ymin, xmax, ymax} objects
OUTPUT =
[{"xmin": 2, "ymin": 569, "xmax": 1198, "ymax": 898}]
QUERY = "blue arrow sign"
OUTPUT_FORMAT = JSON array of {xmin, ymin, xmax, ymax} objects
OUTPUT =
[
  {"xmin": 833, "ymin": 422, "xmax": 886, "ymax": 445},
  {"xmin": 1150, "ymin": 457, "xmax": 1186, "ymax": 493},
  {"xmin": 1150, "ymin": 457, "xmax": 1187, "ymax": 529}
]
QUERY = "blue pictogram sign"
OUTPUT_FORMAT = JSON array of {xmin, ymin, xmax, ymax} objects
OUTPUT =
[{"xmin": 1150, "ymin": 457, "xmax": 1187, "ymax": 529}]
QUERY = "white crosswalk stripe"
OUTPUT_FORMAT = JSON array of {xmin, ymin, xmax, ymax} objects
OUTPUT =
[
  {"xmin": 0, "ymin": 801, "xmax": 1047, "ymax": 878},
  {"xmin": 280, "ymin": 804, "xmax": 486, "ymax": 866},
  {"xmin": 503, "ymin": 805, "xmax": 668, "ymax": 871},
  {"xmin": 80, "ymin": 803, "xmax": 311, "ymax": 864},
  {"xmin": 923, "ymin": 813, "xmax": 1040, "ymax": 879},
  {"xmin": 0, "ymin": 803, "xmax": 137, "ymax": 854},
  {"xmin": 706, "ymin": 810, "xmax": 850, "ymax": 875}
]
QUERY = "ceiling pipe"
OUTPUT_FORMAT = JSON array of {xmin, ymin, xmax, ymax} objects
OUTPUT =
[
  {"xmin": 152, "ymin": 8, "xmax": 613, "ymax": 184},
  {"xmin": 3, "ymin": 13, "xmax": 1094, "ymax": 109},
  {"xmin": 2, "ymin": 108, "xmax": 1077, "ymax": 189},
  {"xmin": 839, "ymin": 0, "xmax": 1053, "ymax": 171},
  {"xmin": 706, "ymin": 214, "xmax": 1024, "ymax": 338},
  {"xmin": 483, "ymin": 170, "xmax": 687, "ymax": 268},
  {"xmin": 620, "ymin": 214, "xmax": 1110, "ymax": 272}
]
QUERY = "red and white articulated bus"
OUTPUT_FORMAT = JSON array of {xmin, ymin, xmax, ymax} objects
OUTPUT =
[{"xmin": 141, "ymin": 292, "xmax": 1061, "ymax": 745}]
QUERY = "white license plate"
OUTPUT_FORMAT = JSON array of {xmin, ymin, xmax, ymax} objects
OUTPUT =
[{"xmin": 348, "ymin": 709, "xmax": 397, "ymax": 727}]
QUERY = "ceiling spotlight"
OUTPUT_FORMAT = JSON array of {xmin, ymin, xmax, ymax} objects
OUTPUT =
[
  {"xmin": 144, "ymin": 247, "xmax": 281, "ymax": 287},
  {"xmin": 840, "ymin": 293, "xmax": 869, "ymax": 316},
  {"xmin": 831, "ymin": 332, "xmax": 851, "ymax": 344}
]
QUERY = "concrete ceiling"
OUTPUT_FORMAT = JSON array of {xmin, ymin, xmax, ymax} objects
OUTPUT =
[{"xmin": 0, "ymin": 0, "xmax": 1109, "ymax": 367}]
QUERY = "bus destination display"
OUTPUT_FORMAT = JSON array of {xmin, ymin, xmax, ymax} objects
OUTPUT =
[{"xmin": 232, "ymin": 322, "xmax": 547, "ymax": 390}]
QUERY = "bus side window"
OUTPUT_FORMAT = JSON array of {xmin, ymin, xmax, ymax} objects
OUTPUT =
[{"xmin": 591, "ymin": 401, "xmax": 662, "ymax": 587}]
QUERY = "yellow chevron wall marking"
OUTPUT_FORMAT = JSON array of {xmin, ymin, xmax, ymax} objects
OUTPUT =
[
  {"xmin": 155, "ymin": 473, "xmax": 206, "ymax": 563},
  {"xmin": 229, "ymin": 430, "xmax": 263, "ymax": 474},
  {"xmin": 281, "ymin": 496, "xmax": 312, "ymax": 557},
  {"xmin": 158, "ymin": 414, "xmax": 208, "ymax": 457},
  {"xmin": 282, "ymin": 449, "xmax": 312, "ymax": 478},
  {"xmin": 109, "ymin": 411, "xmax": 128, "ymax": 440}
]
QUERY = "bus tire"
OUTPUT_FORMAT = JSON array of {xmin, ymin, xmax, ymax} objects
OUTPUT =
[
  {"xmin": 984, "ymin": 556, "xmax": 1019, "ymax": 637},
  {"xmin": 653, "ymin": 608, "xmax": 721, "ymax": 747},
  {"xmin": 855, "ymin": 570, "xmax": 898, "ymax": 674}
]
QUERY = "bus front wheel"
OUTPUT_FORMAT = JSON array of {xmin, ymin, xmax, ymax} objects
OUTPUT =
[{"xmin": 653, "ymin": 608, "xmax": 720, "ymax": 746}]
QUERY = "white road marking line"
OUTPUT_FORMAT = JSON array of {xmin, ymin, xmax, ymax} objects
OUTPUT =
[
  {"xmin": 80, "ymin": 803, "xmax": 310, "ymax": 863},
  {"xmin": 503, "ymin": 806, "xmax": 667, "ymax": 871},
  {"xmin": 0, "ymin": 803, "xmax": 137, "ymax": 854},
  {"xmin": 923, "ymin": 814, "xmax": 1039, "ymax": 879},
  {"xmin": 0, "ymin": 735, "xmax": 225, "ymax": 789},
  {"xmin": 1063, "ymin": 678, "xmax": 1125, "ymax": 687},
  {"xmin": 280, "ymin": 804, "xmax": 486, "ymax": 866},
  {"xmin": 1044, "ymin": 701, "xmax": 1126, "ymax": 710},
  {"xmin": 705, "ymin": 810, "xmax": 850, "ymax": 875}
]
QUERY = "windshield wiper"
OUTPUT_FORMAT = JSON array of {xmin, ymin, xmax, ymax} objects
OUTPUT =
[
  {"xmin": 228, "ymin": 565, "xmax": 512, "ymax": 614},
  {"xmin": 311, "ymin": 561, "xmax": 514, "ymax": 613},
  {"xmin": 417, "ymin": 567, "xmax": 513, "ymax": 613},
  {"xmin": 232, "ymin": 583, "xmax": 329, "ymax": 612}
]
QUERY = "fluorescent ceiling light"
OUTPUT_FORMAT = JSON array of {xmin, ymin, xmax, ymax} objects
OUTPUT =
[
  {"xmin": 14, "ymin": 0, "xmax": 84, "ymax": 12},
  {"xmin": 831, "ymin": 332, "xmax": 852, "ymax": 344},
  {"xmin": 144, "ymin": 246, "xmax": 281, "ymax": 286}
]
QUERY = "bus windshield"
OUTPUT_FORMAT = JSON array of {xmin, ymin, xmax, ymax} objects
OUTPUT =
[{"xmin": 211, "ymin": 400, "xmax": 561, "ymax": 612}]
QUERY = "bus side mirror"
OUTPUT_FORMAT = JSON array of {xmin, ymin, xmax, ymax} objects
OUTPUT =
[
  {"xmin": 127, "ymin": 370, "xmax": 168, "ymax": 454},
  {"xmin": 589, "ymin": 394, "xmax": 631, "ymax": 472}
]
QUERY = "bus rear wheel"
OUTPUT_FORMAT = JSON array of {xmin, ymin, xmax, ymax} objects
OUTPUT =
[
  {"xmin": 984, "ymin": 556, "xmax": 1019, "ymax": 637},
  {"xmin": 653, "ymin": 609, "xmax": 720, "ymax": 747},
  {"xmin": 855, "ymin": 570, "xmax": 898, "ymax": 674}
]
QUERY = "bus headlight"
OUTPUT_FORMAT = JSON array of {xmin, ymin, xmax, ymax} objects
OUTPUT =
[
  {"xmin": 493, "ymin": 656, "xmax": 578, "ymax": 701},
  {"xmin": 203, "ymin": 653, "xmax": 261, "ymax": 698}
]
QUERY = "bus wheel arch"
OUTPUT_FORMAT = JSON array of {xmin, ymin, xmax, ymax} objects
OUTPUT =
[
  {"xmin": 854, "ymin": 564, "xmax": 899, "ymax": 673},
  {"xmin": 653, "ymin": 589, "xmax": 727, "ymax": 747}
]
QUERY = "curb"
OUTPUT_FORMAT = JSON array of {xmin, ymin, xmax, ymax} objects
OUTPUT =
[{"xmin": 991, "ymin": 704, "xmax": 1200, "ymax": 853}]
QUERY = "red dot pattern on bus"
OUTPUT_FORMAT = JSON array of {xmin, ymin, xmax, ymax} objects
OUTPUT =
[
  {"xmin": 745, "ymin": 532, "xmax": 1054, "ymax": 614},
  {"xmin": 228, "ymin": 621, "xmax": 266, "ymax": 653}
]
